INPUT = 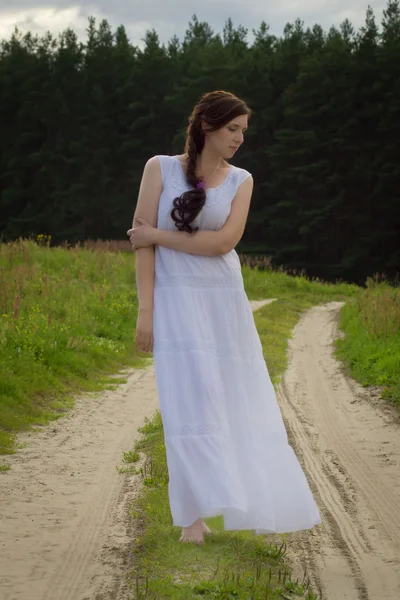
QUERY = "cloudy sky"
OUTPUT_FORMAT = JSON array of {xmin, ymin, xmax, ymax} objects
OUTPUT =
[{"xmin": 0, "ymin": 1, "xmax": 388, "ymax": 46}]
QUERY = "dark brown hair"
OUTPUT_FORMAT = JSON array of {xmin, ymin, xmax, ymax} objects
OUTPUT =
[{"xmin": 171, "ymin": 90, "xmax": 251, "ymax": 233}]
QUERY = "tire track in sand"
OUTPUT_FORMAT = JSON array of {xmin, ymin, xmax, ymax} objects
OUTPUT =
[
  {"xmin": 0, "ymin": 367, "xmax": 159, "ymax": 600},
  {"xmin": 278, "ymin": 302, "xmax": 400, "ymax": 600}
]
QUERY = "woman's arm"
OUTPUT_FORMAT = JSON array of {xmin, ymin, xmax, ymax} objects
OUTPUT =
[
  {"xmin": 132, "ymin": 157, "xmax": 162, "ymax": 352},
  {"xmin": 130, "ymin": 175, "xmax": 254, "ymax": 257}
]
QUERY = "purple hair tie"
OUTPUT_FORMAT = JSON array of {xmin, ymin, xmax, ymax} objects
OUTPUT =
[{"xmin": 197, "ymin": 181, "xmax": 205, "ymax": 189}]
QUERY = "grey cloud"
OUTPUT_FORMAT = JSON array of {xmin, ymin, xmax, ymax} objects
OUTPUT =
[{"xmin": 0, "ymin": 1, "xmax": 389, "ymax": 46}]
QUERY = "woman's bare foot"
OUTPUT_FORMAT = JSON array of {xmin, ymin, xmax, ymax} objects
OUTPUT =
[{"xmin": 179, "ymin": 519, "xmax": 205, "ymax": 545}]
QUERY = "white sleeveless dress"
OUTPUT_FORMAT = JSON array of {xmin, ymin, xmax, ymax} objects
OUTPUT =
[{"xmin": 152, "ymin": 155, "xmax": 321, "ymax": 532}]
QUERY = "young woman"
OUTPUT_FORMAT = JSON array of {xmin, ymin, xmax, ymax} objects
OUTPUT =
[{"xmin": 127, "ymin": 90, "xmax": 321, "ymax": 545}]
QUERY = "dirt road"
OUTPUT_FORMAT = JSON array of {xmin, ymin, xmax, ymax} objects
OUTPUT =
[
  {"xmin": 279, "ymin": 302, "xmax": 400, "ymax": 600},
  {"xmin": 0, "ymin": 365, "xmax": 159, "ymax": 600},
  {"xmin": 1, "ymin": 299, "xmax": 399, "ymax": 599}
]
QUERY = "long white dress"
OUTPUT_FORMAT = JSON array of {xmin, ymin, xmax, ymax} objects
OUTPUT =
[{"xmin": 152, "ymin": 155, "xmax": 321, "ymax": 532}]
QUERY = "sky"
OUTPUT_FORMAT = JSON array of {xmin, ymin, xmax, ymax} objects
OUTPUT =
[{"xmin": 0, "ymin": 1, "xmax": 389, "ymax": 47}]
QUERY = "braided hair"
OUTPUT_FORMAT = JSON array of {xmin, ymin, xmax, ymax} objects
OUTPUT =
[{"xmin": 171, "ymin": 90, "xmax": 251, "ymax": 233}]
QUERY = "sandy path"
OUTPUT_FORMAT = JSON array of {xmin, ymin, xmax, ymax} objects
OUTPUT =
[
  {"xmin": 0, "ymin": 299, "xmax": 275, "ymax": 600},
  {"xmin": 0, "ymin": 366, "xmax": 159, "ymax": 600},
  {"xmin": 279, "ymin": 302, "xmax": 400, "ymax": 600}
]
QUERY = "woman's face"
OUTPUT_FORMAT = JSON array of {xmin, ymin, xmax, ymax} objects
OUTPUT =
[{"xmin": 205, "ymin": 113, "xmax": 248, "ymax": 158}]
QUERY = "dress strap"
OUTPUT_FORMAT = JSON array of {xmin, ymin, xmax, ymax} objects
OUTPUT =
[
  {"xmin": 236, "ymin": 167, "xmax": 252, "ymax": 186},
  {"xmin": 156, "ymin": 155, "xmax": 175, "ymax": 187}
]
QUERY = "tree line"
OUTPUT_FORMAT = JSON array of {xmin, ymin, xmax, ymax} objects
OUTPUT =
[{"xmin": 1, "ymin": 2, "xmax": 400, "ymax": 283}]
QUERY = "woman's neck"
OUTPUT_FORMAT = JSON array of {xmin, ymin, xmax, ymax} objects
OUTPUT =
[{"xmin": 196, "ymin": 147, "xmax": 226, "ymax": 176}]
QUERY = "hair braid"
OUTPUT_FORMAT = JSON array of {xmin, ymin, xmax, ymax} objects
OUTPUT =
[
  {"xmin": 185, "ymin": 134, "xmax": 201, "ymax": 188},
  {"xmin": 170, "ymin": 90, "xmax": 251, "ymax": 233},
  {"xmin": 171, "ymin": 121, "xmax": 206, "ymax": 233}
]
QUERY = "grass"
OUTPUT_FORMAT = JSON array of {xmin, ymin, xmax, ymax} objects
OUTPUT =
[
  {"xmin": 336, "ymin": 276, "xmax": 400, "ymax": 406},
  {"xmin": 0, "ymin": 237, "xmax": 148, "ymax": 458}
]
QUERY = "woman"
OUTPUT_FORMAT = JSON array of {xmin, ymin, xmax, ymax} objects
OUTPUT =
[{"xmin": 127, "ymin": 90, "xmax": 321, "ymax": 545}]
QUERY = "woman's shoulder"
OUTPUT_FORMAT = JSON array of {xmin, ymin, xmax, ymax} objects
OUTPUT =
[
  {"xmin": 148, "ymin": 155, "xmax": 179, "ymax": 186},
  {"xmin": 152, "ymin": 154, "xmax": 177, "ymax": 166},
  {"xmin": 230, "ymin": 163, "xmax": 252, "ymax": 187}
]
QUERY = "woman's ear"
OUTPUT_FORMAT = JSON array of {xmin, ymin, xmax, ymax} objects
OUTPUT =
[{"xmin": 200, "ymin": 120, "xmax": 210, "ymax": 135}]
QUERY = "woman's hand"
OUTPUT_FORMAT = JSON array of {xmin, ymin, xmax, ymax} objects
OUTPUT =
[
  {"xmin": 136, "ymin": 309, "xmax": 153, "ymax": 354},
  {"xmin": 127, "ymin": 217, "xmax": 157, "ymax": 251}
]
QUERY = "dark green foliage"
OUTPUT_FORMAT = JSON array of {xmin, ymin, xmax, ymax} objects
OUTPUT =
[{"xmin": 1, "ymin": 5, "xmax": 400, "ymax": 283}]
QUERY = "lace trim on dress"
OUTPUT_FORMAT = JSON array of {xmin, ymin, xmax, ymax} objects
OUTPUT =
[
  {"xmin": 171, "ymin": 156, "xmax": 235, "ymax": 206},
  {"xmin": 155, "ymin": 274, "xmax": 243, "ymax": 288}
]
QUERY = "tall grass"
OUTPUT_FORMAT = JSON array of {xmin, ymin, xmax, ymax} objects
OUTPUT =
[
  {"xmin": 0, "ymin": 238, "xmax": 146, "ymax": 455},
  {"xmin": 336, "ymin": 277, "xmax": 400, "ymax": 405},
  {"xmin": 241, "ymin": 264, "xmax": 357, "ymax": 302}
]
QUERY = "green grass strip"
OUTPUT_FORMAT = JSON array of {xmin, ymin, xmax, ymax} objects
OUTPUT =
[{"xmin": 336, "ymin": 278, "xmax": 400, "ymax": 406}]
